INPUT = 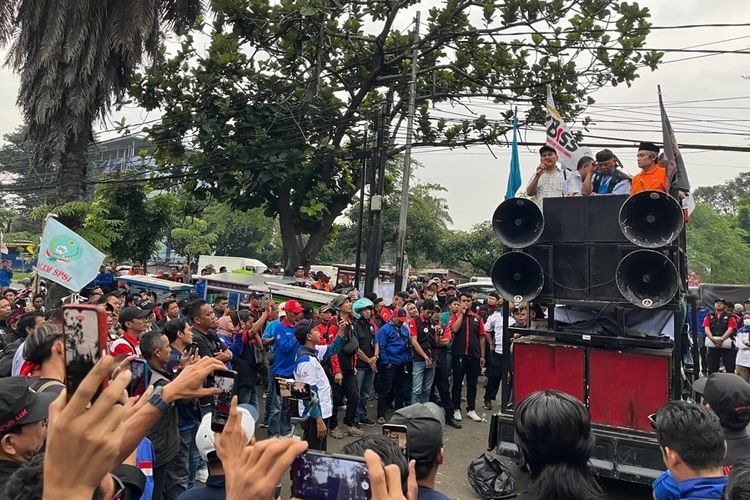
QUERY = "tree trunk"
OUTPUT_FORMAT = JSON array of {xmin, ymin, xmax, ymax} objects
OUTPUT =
[{"xmin": 56, "ymin": 129, "xmax": 91, "ymax": 227}]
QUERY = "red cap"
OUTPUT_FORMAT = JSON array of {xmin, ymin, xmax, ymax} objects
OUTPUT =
[
  {"xmin": 395, "ymin": 307, "xmax": 408, "ymax": 322},
  {"xmin": 285, "ymin": 299, "xmax": 304, "ymax": 314}
]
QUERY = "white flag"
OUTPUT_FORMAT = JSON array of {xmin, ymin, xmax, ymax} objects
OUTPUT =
[
  {"xmin": 0, "ymin": 233, "xmax": 8, "ymax": 255},
  {"xmin": 544, "ymin": 86, "xmax": 593, "ymax": 171}
]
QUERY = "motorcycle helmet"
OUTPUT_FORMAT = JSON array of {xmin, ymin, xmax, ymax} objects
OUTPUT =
[{"xmin": 352, "ymin": 297, "xmax": 374, "ymax": 320}]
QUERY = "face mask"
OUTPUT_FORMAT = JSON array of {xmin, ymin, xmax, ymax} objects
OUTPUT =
[{"xmin": 744, "ymin": 319, "xmax": 750, "ymax": 327}]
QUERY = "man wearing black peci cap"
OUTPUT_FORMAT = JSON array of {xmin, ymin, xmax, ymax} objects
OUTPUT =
[
  {"xmin": 693, "ymin": 373, "xmax": 750, "ymax": 469},
  {"xmin": 631, "ymin": 141, "xmax": 667, "ymax": 195},
  {"xmin": 0, "ymin": 377, "xmax": 56, "ymax": 492},
  {"xmin": 584, "ymin": 148, "xmax": 631, "ymax": 195}
]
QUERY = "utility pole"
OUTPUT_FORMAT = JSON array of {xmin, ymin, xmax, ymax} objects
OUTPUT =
[
  {"xmin": 394, "ymin": 11, "xmax": 420, "ymax": 292},
  {"xmin": 353, "ymin": 129, "xmax": 368, "ymax": 289},
  {"xmin": 365, "ymin": 94, "xmax": 392, "ymax": 295}
]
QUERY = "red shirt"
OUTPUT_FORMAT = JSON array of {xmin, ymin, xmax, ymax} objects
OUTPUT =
[
  {"xmin": 111, "ymin": 332, "xmax": 141, "ymax": 356},
  {"xmin": 702, "ymin": 312, "xmax": 738, "ymax": 331},
  {"xmin": 316, "ymin": 320, "xmax": 341, "ymax": 374}
]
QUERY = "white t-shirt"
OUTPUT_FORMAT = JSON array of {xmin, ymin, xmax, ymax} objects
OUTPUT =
[
  {"xmin": 736, "ymin": 329, "xmax": 750, "ymax": 368},
  {"xmin": 485, "ymin": 310, "xmax": 504, "ymax": 354},
  {"xmin": 531, "ymin": 166, "xmax": 579, "ymax": 208}
]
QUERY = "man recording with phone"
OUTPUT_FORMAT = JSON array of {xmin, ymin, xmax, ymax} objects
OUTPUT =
[{"xmin": 293, "ymin": 318, "xmax": 350, "ymax": 451}]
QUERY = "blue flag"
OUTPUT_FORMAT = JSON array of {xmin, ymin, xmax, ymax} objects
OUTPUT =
[
  {"xmin": 505, "ymin": 114, "xmax": 522, "ymax": 199},
  {"xmin": 36, "ymin": 218, "xmax": 106, "ymax": 292}
]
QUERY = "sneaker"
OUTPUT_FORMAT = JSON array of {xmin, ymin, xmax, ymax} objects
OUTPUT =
[
  {"xmin": 467, "ymin": 410, "xmax": 482, "ymax": 422},
  {"xmin": 447, "ymin": 419, "xmax": 462, "ymax": 429},
  {"xmin": 360, "ymin": 417, "xmax": 377, "ymax": 426},
  {"xmin": 377, "ymin": 417, "xmax": 386, "ymax": 425},
  {"xmin": 347, "ymin": 425, "xmax": 365, "ymax": 437},
  {"xmin": 330, "ymin": 427, "xmax": 347, "ymax": 439},
  {"xmin": 453, "ymin": 410, "xmax": 462, "ymax": 422},
  {"xmin": 483, "ymin": 401, "xmax": 493, "ymax": 411},
  {"xmin": 195, "ymin": 468, "xmax": 209, "ymax": 483}
]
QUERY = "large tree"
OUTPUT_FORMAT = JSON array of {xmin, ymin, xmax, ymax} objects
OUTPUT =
[
  {"xmin": 132, "ymin": 0, "xmax": 660, "ymax": 270},
  {"xmin": 0, "ymin": 0, "xmax": 204, "ymax": 207}
]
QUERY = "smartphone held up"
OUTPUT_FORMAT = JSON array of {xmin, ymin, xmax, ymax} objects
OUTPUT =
[
  {"xmin": 291, "ymin": 450, "xmax": 371, "ymax": 500},
  {"xmin": 62, "ymin": 304, "xmax": 109, "ymax": 396},
  {"xmin": 211, "ymin": 370, "xmax": 237, "ymax": 432}
]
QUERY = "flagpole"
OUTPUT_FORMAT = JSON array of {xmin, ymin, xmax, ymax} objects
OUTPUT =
[{"xmin": 34, "ymin": 213, "xmax": 57, "ymax": 297}]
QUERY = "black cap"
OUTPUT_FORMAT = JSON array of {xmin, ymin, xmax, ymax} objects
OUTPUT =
[
  {"xmin": 119, "ymin": 306, "xmax": 151, "ymax": 325},
  {"xmin": 701, "ymin": 373, "xmax": 750, "ymax": 429},
  {"xmin": 539, "ymin": 144, "xmax": 555, "ymax": 155},
  {"xmin": 595, "ymin": 149, "xmax": 615, "ymax": 162},
  {"xmin": 136, "ymin": 299, "xmax": 156, "ymax": 311},
  {"xmin": 638, "ymin": 142, "xmax": 659, "ymax": 154},
  {"xmin": 389, "ymin": 403, "xmax": 444, "ymax": 463},
  {"xmin": 488, "ymin": 291, "xmax": 501, "ymax": 300},
  {"xmin": 0, "ymin": 378, "xmax": 57, "ymax": 434},
  {"xmin": 714, "ymin": 297, "xmax": 728, "ymax": 305},
  {"xmin": 294, "ymin": 319, "xmax": 317, "ymax": 343}
]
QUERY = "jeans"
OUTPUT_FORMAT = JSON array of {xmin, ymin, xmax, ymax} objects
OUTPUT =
[
  {"xmin": 484, "ymin": 351, "xmax": 503, "ymax": 404},
  {"xmin": 179, "ymin": 427, "xmax": 201, "ymax": 489},
  {"xmin": 340, "ymin": 371, "xmax": 360, "ymax": 427},
  {"xmin": 411, "ymin": 361, "xmax": 435, "ymax": 404},
  {"xmin": 452, "ymin": 355, "xmax": 481, "ymax": 412},
  {"xmin": 269, "ymin": 377, "xmax": 292, "ymax": 437},
  {"xmin": 355, "ymin": 367, "xmax": 374, "ymax": 423},
  {"xmin": 238, "ymin": 384, "xmax": 259, "ymax": 413}
]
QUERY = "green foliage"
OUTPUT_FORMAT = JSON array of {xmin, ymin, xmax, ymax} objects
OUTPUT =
[
  {"xmin": 437, "ymin": 221, "xmax": 502, "ymax": 276},
  {"xmin": 171, "ymin": 217, "xmax": 218, "ymax": 262},
  {"xmin": 131, "ymin": 0, "xmax": 657, "ymax": 268},
  {"xmin": 92, "ymin": 176, "xmax": 179, "ymax": 262},
  {"xmin": 29, "ymin": 201, "xmax": 122, "ymax": 252},
  {"xmin": 694, "ymin": 172, "xmax": 750, "ymax": 216},
  {"xmin": 686, "ymin": 204, "xmax": 750, "ymax": 284},
  {"xmin": 0, "ymin": 0, "xmax": 205, "ymax": 203}
]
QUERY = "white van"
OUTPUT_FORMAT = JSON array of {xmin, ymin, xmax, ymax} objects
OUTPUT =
[{"xmin": 197, "ymin": 255, "xmax": 268, "ymax": 274}]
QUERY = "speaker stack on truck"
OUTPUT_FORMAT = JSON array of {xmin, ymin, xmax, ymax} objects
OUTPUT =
[{"xmin": 489, "ymin": 191, "xmax": 688, "ymax": 439}]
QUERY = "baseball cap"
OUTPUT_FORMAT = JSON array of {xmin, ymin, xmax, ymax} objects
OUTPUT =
[
  {"xmin": 319, "ymin": 304, "xmax": 334, "ymax": 314},
  {"xmin": 285, "ymin": 299, "xmax": 304, "ymax": 314},
  {"xmin": 714, "ymin": 297, "xmax": 728, "ymax": 305},
  {"xmin": 389, "ymin": 403, "xmax": 444, "ymax": 463},
  {"xmin": 0, "ymin": 378, "xmax": 57, "ymax": 434},
  {"xmin": 119, "ymin": 306, "xmax": 151, "ymax": 324},
  {"xmin": 539, "ymin": 144, "xmax": 555, "ymax": 155},
  {"xmin": 294, "ymin": 319, "xmax": 317, "ymax": 343},
  {"xmin": 488, "ymin": 291, "xmax": 501, "ymax": 300},
  {"xmin": 195, "ymin": 404, "xmax": 258, "ymax": 461},
  {"xmin": 136, "ymin": 299, "xmax": 156, "ymax": 311},
  {"xmin": 700, "ymin": 373, "xmax": 750, "ymax": 429},
  {"xmin": 330, "ymin": 295, "xmax": 349, "ymax": 311},
  {"xmin": 394, "ymin": 308, "xmax": 408, "ymax": 322},
  {"xmin": 278, "ymin": 302, "xmax": 287, "ymax": 317}
]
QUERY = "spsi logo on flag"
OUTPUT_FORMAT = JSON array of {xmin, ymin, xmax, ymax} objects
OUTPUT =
[{"xmin": 36, "ymin": 218, "xmax": 105, "ymax": 292}]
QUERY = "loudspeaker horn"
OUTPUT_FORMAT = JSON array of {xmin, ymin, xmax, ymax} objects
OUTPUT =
[
  {"xmin": 492, "ymin": 198, "xmax": 544, "ymax": 248},
  {"xmin": 619, "ymin": 190, "xmax": 684, "ymax": 248},
  {"xmin": 491, "ymin": 252, "xmax": 544, "ymax": 303},
  {"xmin": 615, "ymin": 249, "xmax": 679, "ymax": 309}
]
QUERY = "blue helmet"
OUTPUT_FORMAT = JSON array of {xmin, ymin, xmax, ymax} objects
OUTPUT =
[{"xmin": 352, "ymin": 298, "xmax": 374, "ymax": 320}]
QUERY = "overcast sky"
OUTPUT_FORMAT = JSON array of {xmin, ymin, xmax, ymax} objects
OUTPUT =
[{"xmin": 0, "ymin": 1, "xmax": 748, "ymax": 230}]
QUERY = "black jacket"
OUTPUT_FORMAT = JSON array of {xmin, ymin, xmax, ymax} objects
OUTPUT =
[{"xmin": 146, "ymin": 364, "xmax": 180, "ymax": 465}]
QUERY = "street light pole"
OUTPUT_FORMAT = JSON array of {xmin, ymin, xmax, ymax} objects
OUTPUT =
[{"xmin": 394, "ymin": 11, "xmax": 421, "ymax": 292}]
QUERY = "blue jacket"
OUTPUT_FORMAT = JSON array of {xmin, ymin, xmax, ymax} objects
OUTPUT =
[
  {"xmin": 653, "ymin": 470, "xmax": 726, "ymax": 500},
  {"xmin": 94, "ymin": 271, "xmax": 115, "ymax": 288},
  {"xmin": 265, "ymin": 318, "xmax": 299, "ymax": 377},
  {"xmin": 0, "ymin": 269, "xmax": 13, "ymax": 287},
  {"xmin": 376, "ymin": 322, "xmax": 411, "ymax": 366}
]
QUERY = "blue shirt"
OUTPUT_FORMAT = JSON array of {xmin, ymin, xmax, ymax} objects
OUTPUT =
[
  {"xmin": 136, "ymin": 438, "xmax": 155, "ymax": 500},
  {"xmin": 265, "ymin": 318, "xmax": 298, "ymax": 377},
  {"xmin": 0, "ymin": 269, "xmax": 12, "ymax": 287},
  {"xmin": 176, "ymin": 474, "xmax": 226, "ymax": 500},
  {"xmin": 653, "ymin": 470, "xmax": 727, "ymax": 500}
]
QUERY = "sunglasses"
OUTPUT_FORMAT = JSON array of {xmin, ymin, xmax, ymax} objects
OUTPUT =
[{"xmin": 648, "ymin": 412, "xmax": 657, "ymax": 430}]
